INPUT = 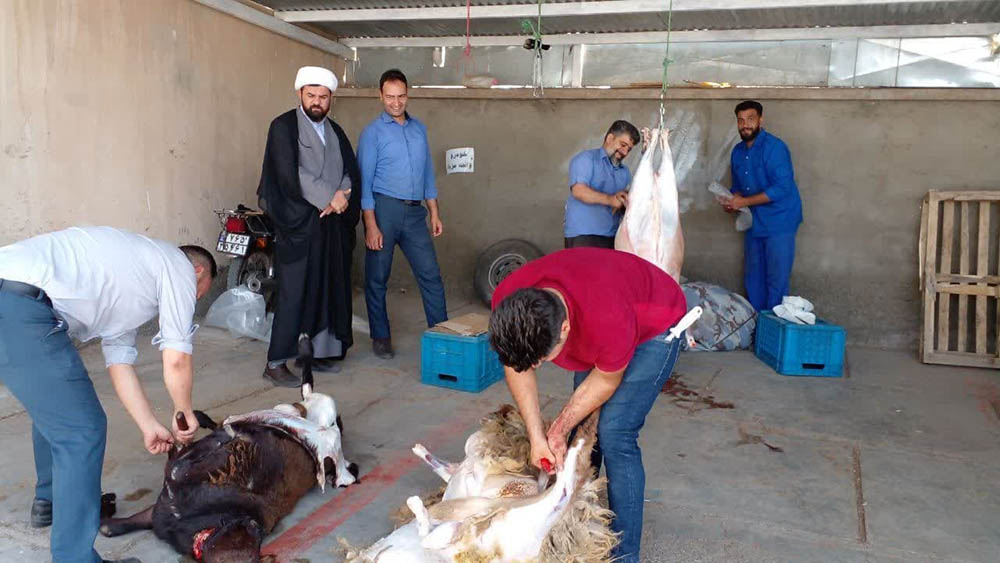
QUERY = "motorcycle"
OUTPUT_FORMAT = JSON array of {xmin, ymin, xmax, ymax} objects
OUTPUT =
[{"xmin": 214, "ymin": 205, "xmax": 276, "ymax": 309}]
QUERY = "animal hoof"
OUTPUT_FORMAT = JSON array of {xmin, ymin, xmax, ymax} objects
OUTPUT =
[
  {"xmin": 101, "ymin": 493, "xmax": 117, "ymax": 519},
  {"xmin": 297, "ymin": 333, "xmax": 314, "ymax": 359},
  {"xmin": 99, "ymin": 522, "xmax": 127, "ymax": 537}
]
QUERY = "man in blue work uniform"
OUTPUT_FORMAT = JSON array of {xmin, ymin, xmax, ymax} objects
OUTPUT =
[
  {"xmin": 564, "ymin": 120, "xmax": 641, "ymax": 249},
  {"xmin": 720, "ymin": 100, "xmax": 803, "ymax": 311},
  {"xmin": 358, "ymin": 69, "xmax": 447, "ymax": 360}
]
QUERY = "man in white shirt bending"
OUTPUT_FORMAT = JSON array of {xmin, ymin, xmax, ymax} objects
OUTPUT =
[{"xmin": 0, "ymin": 226, "xmax": 216, "ymax": 563}]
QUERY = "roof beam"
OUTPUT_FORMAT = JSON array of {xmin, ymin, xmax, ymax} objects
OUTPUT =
[
  {"xmin": 277, "ymin": 0, "xmax": 974, "ymax": 23},
  {"xmin": 192, "ymin": 0, "xmax": 353, "ymax": 59},
  {"xmin": 340, "ymin": 23, "xmax": 1000, "ymax": 48}
]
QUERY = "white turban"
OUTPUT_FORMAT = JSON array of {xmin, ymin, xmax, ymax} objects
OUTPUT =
[{"xmin": 294, "ymin": 66, "xmax": 337, "ymax": 93}]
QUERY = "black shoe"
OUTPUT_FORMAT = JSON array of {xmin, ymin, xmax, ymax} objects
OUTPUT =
[
  {"xmin": 312, "ymin": 358, "xmax": 342, "ymax": 373},
  {"xmin": 31, "ymin": 493, "xmax": 114, "ymax": 528},
  {"xmin": 29, "ymin": 497, "xmax": 51, "ymax": 528},
  {"xmin": 294, "ymin": 356, "xmax": 342, "ymax": 373},
  {"xmin": 103, "ymin": 558, "xmax": 141, "ymax": 563},
  {"xmin": 372, "ymin": 338, "xmax": 394, "ymax": 360},
  {"xmin": 263, "ymin": 363, "xmax": 301, "ymax": 388}
]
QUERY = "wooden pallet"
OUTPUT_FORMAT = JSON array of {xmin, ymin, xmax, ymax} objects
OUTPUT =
[{"xmin": 919, "ymin": 190, "xmax": 1000, "ymax": 368}]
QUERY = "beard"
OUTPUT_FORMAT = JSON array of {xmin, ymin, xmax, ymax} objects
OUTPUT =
[
  {"xmin": 739, "ymin": 126, "xmax": 760, "ymax": 142},
  {"xmin": 304, "ymin": 104, "xmax": 328, "ymax": 122},
  {"xmin": 605, "ymin": 147, "xmax": 625, "ymax": 164}
]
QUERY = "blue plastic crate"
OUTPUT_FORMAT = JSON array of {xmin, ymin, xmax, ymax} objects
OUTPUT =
[
  {"xmin": 421, "ymin": 330, "xmax": 504, "ymax": 392},
  {"xmin": 754, "ymin": 312, "xmax": 846, "ymax": 377}
]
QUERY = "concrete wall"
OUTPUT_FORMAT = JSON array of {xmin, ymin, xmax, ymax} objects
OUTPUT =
[
  {"xmin": 332, "ymin": 92, "xmax": 1000, "ymax": 350},
  {"xmin": 4, "ymin": 0, "xmax": 998, "ymax": 350},
  {"xmin": 0, "ymin": 0, "xmax": 342, "ymax": 249}
]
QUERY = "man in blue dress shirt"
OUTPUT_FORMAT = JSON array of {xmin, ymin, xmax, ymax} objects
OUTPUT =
[
  {"xmin": 358, "ymin": 69, "xmax": 447, "ymax": 359},
  {"xmin": 564, "ymin": 120, "xmax": 641, "ymax": 249},
  {"xmin": 720, "ymin": 100, "xmax": 803, "ymax": 311}
]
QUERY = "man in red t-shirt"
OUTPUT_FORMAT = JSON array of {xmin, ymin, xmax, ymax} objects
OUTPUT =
[{"xmin": 490, "ymin": 247, "xmax": 688, "ymax": 563}]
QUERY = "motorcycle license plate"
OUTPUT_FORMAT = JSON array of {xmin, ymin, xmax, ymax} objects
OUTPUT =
[{"xmin": 216, "ymin": 232, "xmax": 251, "ymax": 256}]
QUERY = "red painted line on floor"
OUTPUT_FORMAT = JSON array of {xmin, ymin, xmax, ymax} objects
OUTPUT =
[{"xmin": 262, "ymin": 409, "xmax": 481, "ymax": 560}]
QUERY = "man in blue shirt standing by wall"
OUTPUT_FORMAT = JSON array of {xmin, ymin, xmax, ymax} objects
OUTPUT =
[
  {"xmin": 358, "ymin": 69, "xmax": 447, "ymax": 359},
  {"xmin": 564, "ymin": 120, "xmax": 641, "ymax": 249},
  {"xmin": 720, "ymin": 100, "xmax": 803, "ymax": 311}
]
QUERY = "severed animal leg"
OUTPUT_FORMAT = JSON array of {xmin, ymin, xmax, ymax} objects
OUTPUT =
[
  {"xmin": 406, "ymin": 496, "xmax": 433, "ymax": 537},
  {"xmin": 298, "ymin": 333, "xmax": 314, "ymax": 398},
  {"xmin": 326, "ymin": 427, "xmax": 358, "ymax": 488},
  {"xmin": 412, "ymin": 443, "xmax": 457, "ymax": 482},
  {"xmin": 99, "ymin": 504, "xmax": 154, "ymax": 537}
]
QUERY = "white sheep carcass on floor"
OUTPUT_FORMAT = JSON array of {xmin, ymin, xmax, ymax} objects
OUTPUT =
[
  {"xmin": 344, "ymin": 407, "xmax": 617, "ymax": 563},
  {"xmin": 615, "ymin": 126, "xmax": 685, "ymax": 281},
  {"xmin": 413, "ymin": 405, "xmax": 543, "ymax": 501}
]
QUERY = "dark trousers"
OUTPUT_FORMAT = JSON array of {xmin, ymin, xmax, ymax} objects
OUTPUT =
[
  {"xmin": 365, "ymin": 193, "xmax": 448, "ymax": 340},
  {"xmin": 564, "ymin": 234, "xmax": 615, "ymax": 249},
  {"xmin": 0, "ymin": 291, "xmax": 105, "ymax": 563}
]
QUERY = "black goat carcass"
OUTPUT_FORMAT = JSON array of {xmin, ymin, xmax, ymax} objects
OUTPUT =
[{"xmin": 100, "ymin": 409, "xmax": 357, "ymax": 562}]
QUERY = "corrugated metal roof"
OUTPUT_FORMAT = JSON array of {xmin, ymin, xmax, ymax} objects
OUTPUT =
[
  {"xmin": 256, "ymin": 1, "xmax": 1000, "ymax": 41},
  {"xmin": 263, "ymin": 0, "xmax": 585, "ymax": 9},
  {"xmin": 276, "ymin": 1, "xmax": 1000, "ymax": 39}
]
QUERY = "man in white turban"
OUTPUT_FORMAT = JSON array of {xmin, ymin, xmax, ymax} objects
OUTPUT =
[
  {"xmin": 256, "ymin": 65, "xmax": 361, "ymax": 386},
  {"xmin": 294, "ymin": 65, "xmax": 338, "ymax": 93}
]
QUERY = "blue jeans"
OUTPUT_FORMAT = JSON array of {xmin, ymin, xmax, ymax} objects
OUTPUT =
[
  {"xmin": 573, "ymin": 330, "xmax": 683, "ymax": 563},
  {"xmin": 744, "ymin": 232, "xmax": 796, "ymax": 311},
  {"xmin": 0, "ymin": 291, "xmax": 105, "ymax": 563},
  {"xmin": 365, "ymin": 193, "xmax": 448, "ymax": 340}
]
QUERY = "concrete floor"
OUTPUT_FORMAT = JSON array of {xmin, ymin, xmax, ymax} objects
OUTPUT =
[{"xmin": 1, "ymin": 290, "xmax": 999, "ymax": 563}]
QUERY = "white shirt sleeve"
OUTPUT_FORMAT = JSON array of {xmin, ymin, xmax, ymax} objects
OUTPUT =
[
  {"xmin": 102, "ymin": 329, "xmax": 138, "ymax": 367},
  {"xmin": 152, "ymin": 261, "xmax": 198, "ymax": 355}
]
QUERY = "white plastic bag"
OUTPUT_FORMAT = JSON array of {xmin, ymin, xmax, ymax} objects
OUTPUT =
[
  {"xmin": 204, "ymin": 286, "xmax": 273, "ymax": 342},
  {"xmin": 781, "ymin": 296, "xmax": 814, "ymax": 312},
  {"xmin": 773, "ymin": 296, "xmax": 816, "ymax": 325},
  {"xmin": 709, "ymin": 182, "xmax": 752, "ymax": 232}
]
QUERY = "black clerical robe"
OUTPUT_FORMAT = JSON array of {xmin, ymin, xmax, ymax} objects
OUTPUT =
[{"xmin": 256, "ymin": 109, "xmax": 361, "ymax": 362}]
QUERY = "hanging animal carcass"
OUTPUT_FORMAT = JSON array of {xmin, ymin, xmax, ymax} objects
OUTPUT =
[{"xmin": 615, "ymin": 127, "xmax": 685, "ymax": 281}]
